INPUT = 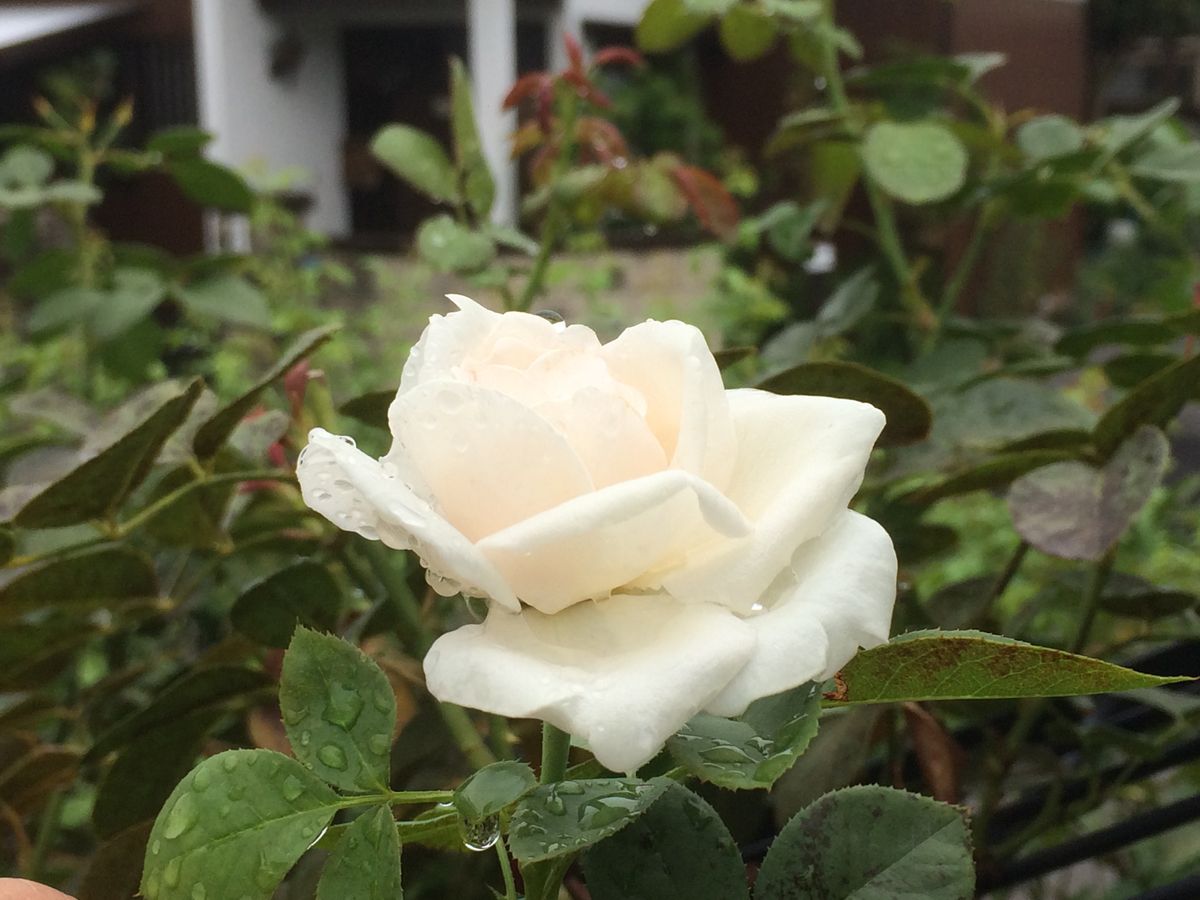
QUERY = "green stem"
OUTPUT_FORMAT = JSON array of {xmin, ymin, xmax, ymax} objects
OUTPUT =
[
  {"xmin": 355, "ymin": 541, "xmax": 496, "ymax": 770},
  {"xmin": 1070, "ymin": 551, "xmax": 1115, "ymax": 655},
  {"xmin": 540, "ymin": 723, "xmax": 571, "ymax": 784},
  {"xmin": 982, "ymin": 540, "xmax": 1030, "ymax": 620},
  {"xmin": 496, "ymin": 834, "xmax": 518, "ymax": 900},
  {"xmin": 976, "ymin": 551, "xmax": 1114, "ymax": 849},
  {"xmin": 515, "ymin": 91, "xmax": 580, "ymax": 312},
  {"xmin": 115, "ymin": 470, "xmax": 295, "ymax": 537},
  {"xmin": 385, "ymin": 789, "xmax": 455, "ymax": 805},
  {"xmin": 933, "ymin": 203, "xmax": 996, "ymax": 331},
  {"xmin": 818, "ymin": 1, "xmax": 927, "ymax": 335},
  {"xmin": 28, "ymin": 789, "xmax": 65, "ymax": 881}
]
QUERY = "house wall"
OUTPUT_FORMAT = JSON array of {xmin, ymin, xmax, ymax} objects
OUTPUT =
[{"xmin": 192, "ymin": 0, "xmax": 349, "ymax": 238}]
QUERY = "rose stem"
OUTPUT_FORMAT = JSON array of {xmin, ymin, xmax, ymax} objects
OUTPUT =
[
  {"xmin": 355, "ymin": 541, "xmax": 497, "ymax": 770},
  {"xmin": 540, "ymin": 723, "xmax": 572, "ymax": 784}
]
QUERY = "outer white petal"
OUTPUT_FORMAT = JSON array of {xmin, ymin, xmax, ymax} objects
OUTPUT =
[
  {"xmin": 477, "ymin": 470, "xmax": 750, "ymax": 614},
  {"xmin": 387, "ymin": 381, "xmax": 594, "ymax": 542},
  {"xmin": 398, "ymin": 294, "xmax": 501, "ymax": 393},
  {"xmin": 601, "ymin": 320, "xmax": 736, "ymax": 489},
  {"xmin": 705, "ymin": 511, "xmax": 897, "ymax": 717},
  {"xmin": 297, "ymin": 428, "xmax": 519, "ymax": 610},
  {"xmin": 654, "ymin": 389, "xmax": 886, "ymax": 614},
  {"xmin": 423, "ymin": 594, "xmax": 756, "ymax": 773}
]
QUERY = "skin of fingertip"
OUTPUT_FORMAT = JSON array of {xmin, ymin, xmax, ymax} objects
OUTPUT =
[{"xmin": 0, "ymin": 879, "xmax": 75, "ymax": 900}]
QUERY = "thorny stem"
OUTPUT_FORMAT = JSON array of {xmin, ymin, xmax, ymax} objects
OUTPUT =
[{"xmin": 982, "ymin": 540, "xmax": 1031, "ymax": 620}]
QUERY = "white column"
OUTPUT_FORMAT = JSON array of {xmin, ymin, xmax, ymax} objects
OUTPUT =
[{"xmin": 467, "ymin": 0, "xmax": 518, "ymax": 226}]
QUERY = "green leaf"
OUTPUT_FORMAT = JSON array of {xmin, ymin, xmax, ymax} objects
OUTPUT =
[
  {"xmin": 371, "ymin": 125, "xmax": 459, "ymax": 204},
  {"xmin": 1092, "ymin": 354, "xmax": 1200, "ymax": 458},
  {"xmin": 316, "ymin": 805, "xmax": 402, "ymax": 900},
  {"xmin": 509, "ymin": 778, "xmax": 671, "ymax": 863},
  {"xmin": 1072, "ymin": 571, "xmax": 1196, "ymax": 619},
  {"xmin": 0, "ymin": 529, "xmax": 12, "ymax": 566},
  {"xmin": 449, "ymin": 57, "xmax": 495, "ymax": 219},
  {"xmin": 521, "ymin": 857, "xmax": 577, "ymax": 900},
  {"xmin": 89, "ymin": 666, "xmax": 269, "ymax": 759},
  {"xmin": 175, "ymin": 274, "xmax": 270, "ymax": 328},
  {"xmin": 147, "ymin": 127, "xmax": 213, "ymax": 158},
  {"xmin": 416, "ymin": 214, "xmax": 496, "ymax": 273},
  {"xmin": 762, "ymin": 0, "xmax": 822, "ymax": 20},
  {"xmin": 453, "ymin": 760, "xmax": 536, "ymax": 822},
  {"xmin": 1131, "ymin": 142, "xmax": 1200, "ymax": 183},
  {"xmin": 338, "ymin": 389, "xmax": 393, "ymax": 430},
  {"xmin": 13, "ymin": 380, "xmax": 204, "ymax": 528},
  {"xmin": 1056, "ymin": 317, "xmax": 1179, "ymax": 357},
  {"xmin": 828, "ymin": 630, "xmax": 1190, "ymax": 705},
  {"xmin": 43, "ymin": 181, "xmax": 103, "ymax": 204},
  {"xmin": 900, "ymin": 449, "xmax": 1082, "ymax": 507},
  {"xmin": 232, "ymin": 561, "xmax": 343, "ymax": 648},
  {"xmin": 279, "ymin": 627, "xmax": 396, "ymax": 793},
  {"xmin": 0, "ymin": 546, "xmax": 157, "ymax": 624},
  {"xmin": 1007, "ymin": 426, "xmax": 1169, "ymax": 560},
  {"xmin": 719, "ymin": 6, "xmax": 778, "ymax": 61},
  {"xmin": 1102, "ymin": 351, "xmax": 1176, "ymax": 389},
  {"xmin": 754, "ymin": 785, "xmax": 974, "ymax": 900},
  {"xmin": 814, "ymin": 268, "xmax": 878, "ymax": 337},
  {"xmin": 93, "ymin": 267, "xmax": 168, "ymax": 341},
  {"xmin": 27, "ymin": 286, "xmax": 104, "ymax": 334},
  {"xmin": 141, "ymin": 750, "xmax": 339, "ymax": 900},
  {"xmin": 862, "ymin": 121, "xmax": 968, "ymax": 205},
  {"xmin": 924, "ymin": 576, "xmax": 997, "ymax": 630},
  {"xmin": 583, "ymin": 783, "xmax": 749, "ymax": 900},
  {"xmin": 763, "ymin": 200, "xmax": 824, "ymax": 263},
  {"xmin": 1096, "ymin": 98, "xmax": 1180, "ymax": 160},
  {"xmin": 167, "ymin": 159, "xmax": 255, "ymax": 212},
  {"xmin": 757, "ymin": 361, "xmax": 932, "ymax": 447},
  {"xmin": 1017, "ymin": 115, "xmax": 1085, "ymax": 162},
  {"xmin": 636, "ymin": 0, "xmax": 710, "ymax": 53},
  {"xmin": 667, "ymin": 683, "xmax": 820, "ymax": 790},
  {"xmin": 193, "ymin": 323, "xmax": 338, "ymax": 459},
  {"xmin": 93, "ymin": 710, "xmax": 219, "ymax": 838}
]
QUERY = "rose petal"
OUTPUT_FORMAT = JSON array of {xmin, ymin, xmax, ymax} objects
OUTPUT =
[
  {"xmin": 388, "ymin": 381, "xmax": 594, "ymax": 542},
  {"xmin": 535, "ymin": 387, "xmax": 667, "ymax": 488},
  {"xmin": 297, "ymin": 428, "xmax": 519, "ymax": 610},
  {"xmin": 601, "ymin": 319, "xmax": 736, "ymax": 489},
  {"xmin": 652, "ymin": 389, "xmax": 885, "ymax": 614},
  {"xmin": 398, "ymin": 294, "xmax": 501, "ymax": 393},
  {"xmin": 705, "ymin": 511, "xmax": 897, "ymax": 717},
  {"xmin": 423, "ymin": 594, "xmax": 756, "ymax": 773},
  {"xmin": 477, "ymin": 469, "xmax": 750, "ymax": 614}
]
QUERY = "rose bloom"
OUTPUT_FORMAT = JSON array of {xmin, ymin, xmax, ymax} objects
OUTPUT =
[{"xmin": 298, "ymin": 296, "xmax": 896, "ymax": 772}]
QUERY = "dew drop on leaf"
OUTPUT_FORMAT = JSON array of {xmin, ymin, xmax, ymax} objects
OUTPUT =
[
  {"xmin": 459, "ymin": 813, "xmax": 500, "ymax": 851},
  {"xmin": 163, "ymin": 857, "xmax": 182, "ymax": 888},
  {"xmin": 281, "ymin": 774, "xmax": 305, "ymax": 802},
  {"xmin": 368, "ymin": 733, "xmax": 391, "ymax": 756},
  {"xmin": 317, "ymin": 744, "xmax": 348, "ymax": 770},
  {"xmin": 163, "ymin": 794, "xmax": 199, "ymax": 840},
  {"xmin": 324, "ymin": 683, "xmax": 365, "ymax": 730}
]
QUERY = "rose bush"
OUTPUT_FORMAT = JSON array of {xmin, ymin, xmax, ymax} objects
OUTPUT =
[{"xmin": 297, "ymin": 295, "xmax": 896, "ymax": 771}]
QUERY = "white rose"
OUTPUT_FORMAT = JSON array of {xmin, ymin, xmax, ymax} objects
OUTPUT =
[{"xmin": 297, "ymin": 295, "xmax": 896, "ymax": 772}]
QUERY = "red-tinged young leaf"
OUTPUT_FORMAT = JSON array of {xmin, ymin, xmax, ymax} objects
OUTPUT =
[
  {"xmin": 592, "ymin": 46, "xmax": 646, "ymax": 69},
  {"xmin": 564, "ymin": 33, "xmax": 585, "ymax": 73},
  {"xmin": 672, "ymin": 164, "xmax": 739, "ymax": 238},
  {"xmin": 576, "ymin": 117, "xmax": 629, "ymax": 164},
  {"xmin": 510, "ymin": 121, "xmax": 545, "ymax": 158},
  {"xmin": 503, "ymin": 72, "xmax": 551, "ymax": 110}
]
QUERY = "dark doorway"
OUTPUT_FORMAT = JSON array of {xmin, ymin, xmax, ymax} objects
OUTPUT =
[{"xmin": 342, "ymin": 22, "xmax": 546, "ymax": 246}]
